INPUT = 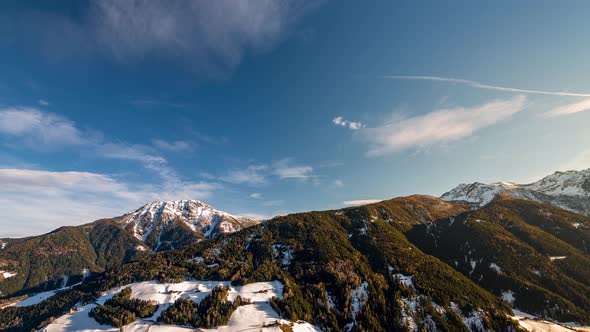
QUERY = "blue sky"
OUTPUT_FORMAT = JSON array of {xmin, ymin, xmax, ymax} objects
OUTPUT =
[{"xmin": 1, "ymin": 1, "xmax": 590, "ymax": 237}]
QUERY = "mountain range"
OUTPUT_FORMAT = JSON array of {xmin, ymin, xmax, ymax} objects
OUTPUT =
[
  {"xmin": 0, "ymin": 169, "xmax": 589, "ymax": 331},
  {"xmin": 442, "ymin": 169, "xmax": 590, "ymax": 216}
]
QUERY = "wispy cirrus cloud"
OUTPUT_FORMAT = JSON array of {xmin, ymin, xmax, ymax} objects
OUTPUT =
[
  {"xmin": 359, "ymin": 95, "xmax": 527, "ymax": 156},
  {"xmin": 0, "ymin": 108, "xmax": 174, "ymax": 180},
  {"xmin": 382, "ymin": 75, "xmax": 590, "ymax": 97},
  {"xmin": 543, "ymin": 98, "xmax": 590, "ymax": 117},
  {"xmin": 0, "ymin": 107, "xmax": 85, "ymax": 147},
  {"xmin": 11, "ymin": 1, "xmax": 321, "ymax": 75},
  {"xmin": 0, "ymin": 107, "xmax": 219, "ymax": 204},
  {"xmin": 221, "ymin": 158, "xmax": 315, "ymax": 185},
  {"xmin": 272, "ymin": 158, "xmax": 314, "ymax": 179},
  {"xmin": 152, "ymin": 139, "xmax": 194, "ymax": 152},
  {"xmin": 222, "ymin": 165, "xmax": 269, "ymax": 185}
]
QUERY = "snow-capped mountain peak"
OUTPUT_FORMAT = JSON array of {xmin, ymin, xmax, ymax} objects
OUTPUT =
[
  {"xmin": 527, "ymin": 169, "xmax": 590, "ymax": 196},
  {"xmin": 441, "ymin": 169, "xmax": 590, "ymax": 215},
  {"xmin": 117, "ymin": 199, "xmax": 259, "ymax": 250}
]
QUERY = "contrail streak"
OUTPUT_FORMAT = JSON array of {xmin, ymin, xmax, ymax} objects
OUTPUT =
[{"xmin": 381, "ymin": 75, "xmax": 590, "ymax": 97}]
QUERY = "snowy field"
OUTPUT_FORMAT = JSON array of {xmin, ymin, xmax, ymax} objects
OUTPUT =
[
  {"xmin": 14, "ymin": 289, "xmax": 60, "ymax": 307},
  {"xmin": 38, "ymin": 280, "xmax": 319, "ymax": 332},
  {"xmin": 512, "ymin": 310, "xmax": 590, "ymax": 332}
]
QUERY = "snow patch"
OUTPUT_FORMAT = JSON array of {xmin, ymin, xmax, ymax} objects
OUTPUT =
[
  {"xmin": 14, "ymin": 289, "xmax": 59, "ymax": 307},
  {"xmin": 549, "ymin": 256, "xmax": 567, "ymax": 261},
  {"xmin": 388, "ymin": 266, "xmax": 414, "ymax": 288},
  {"xmin": 60, "ymin": 275, "xmax": 69, "ymax": 289},
  {"xmin": 189, "ymin": 256, "xmax": 204, "ymax": 264},
  {"xmin": 511, "ymin": 309, "xmax": 590, "ymax": 332},
  {"xmin": 469, "ymin": 259, "xmax": 477, "ymax": 275},
  {"xmin": 82, "ymin": 268, "xmax": 91, "ymax": 279},
  {"xmin": 450, "ymin": 302, "xmax": 486, "ymax": 332},
  {"xmin": 349, "ymin": 281, "xmax": 368, "ymax": 318},
  {"xmin": 272, "ymin": 244, "xmax": 294, "ymax": 266},
  {"xmin": 399, "ymin": 297, "xmax": 419, "ymax": 332},
  {"xmin": 489, "ymin": 263, "xmax": 503, "ymax": 274},
  {"xmin": 501, "ymin": 290, "xmax": 515, "ymax": 304},
  {"xmin": 325, "ymin": 291, "xmax": 336, "ymax": 310},
  {"xmin": 344, "ymin": 281, "xmax": 369, "ymax": 331}
]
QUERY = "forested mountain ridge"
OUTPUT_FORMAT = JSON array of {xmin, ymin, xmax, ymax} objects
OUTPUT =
[
  {"xmin": 407, "ymin": 196, "xmax": 590, "ymax": 324},
  {"xmin": 0, "ymin": 200, "xmax": 257, "ymax": 297},
  {"xmin": 1, "ymin": 192, "xmax": 589, "ymax": 330},
  {"xmin": 1, "ymin": 195, "xmax": 523, "ymax": 331}
]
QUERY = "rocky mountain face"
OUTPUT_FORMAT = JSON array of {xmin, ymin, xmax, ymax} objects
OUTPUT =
[
  {"xmin": 0, "ymin": 200, "xmax": 257, "ymax": 297},
  {"xmin": 441, "ymin": 169, "xmax": 590, "ymax": 215},
  {"xmin": 114, "ymin": 200, "xmax": 258, "ymax": 251}
]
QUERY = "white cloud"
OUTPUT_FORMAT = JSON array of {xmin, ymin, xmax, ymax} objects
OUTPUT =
[
  {"xmin": 222, "ymin": 165, "xmax": 269, "ymax": 185},
  {"xmin": 0, "ymin": 107, "xmax": 181, "ymax": 182},
  {"xmin": 249, "ymin": 193, "xmax": 263, "ymax": 199},
  {"xmin": 152, "ymin": 139, "xmax": 193, "ymax": 152},
  {"xmin": 543, "ymin": 98, "xmax": 590, "ymax": 117},
  {"xmin": 333, "ymin": 179, "xmax": 344, "ymax": 188},
  {"xmin": 343, "ymin": 199, "xmax": 381, "ymax": 206},
  {"xmin": 0, "ymin": 168, "xmax": 218, "ymax": 237},
  {"xmin": 333, "ymin": 116, "xmax": 364, "ymax": 130},
  {"xmin": 0, "ymin": 107, "xmax": 85, "ymax": 147},
  {"xmin": 0, "ymin": 108, "xmax": 220, "ymax": 222},
  {"xmin": 360, "ymin": 95, "xmax": 527, "ymax": 156},
  {"xmin": 38, "ymin": 99, "xmax": 50, "ymax": 106},
  {"xmin": 221, "ymin": 159, "xmax": 314, "ymax": 185},
  {"xmin": 272, "ymin": 159, "xmax": 313, "ymax": 179},
  {"xmin": 1, "ymin": 169, "xmax": 126, "ymax": 194},
  {"xmin": 383, "ymin": 75, "xmax": 590, "ymax": 97}
]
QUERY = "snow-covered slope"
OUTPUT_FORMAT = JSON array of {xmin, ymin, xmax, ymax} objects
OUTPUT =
[
  {"xmin": 116, "ymin": 200, "xmax": 259, "ymax": 251},
  {"xmin": 41, "ymin": 280, "xmax": 320, "ymax": 332},
  {"xmin": 441, "ymin": 169, "xmax": 590, "ymax": 215}
]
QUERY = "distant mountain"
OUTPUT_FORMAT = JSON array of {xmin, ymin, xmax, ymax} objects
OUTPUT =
[
  {"xmin": 0, "ymin": 200, "xmax": 257, "ymax": 297},
  {"xmin": 113, "ymin": 200, "xmax": 258, "ymax": 251},
  {"xmin": 441, "ymin": 169, "xmax": 590, "ymax": 215}
]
